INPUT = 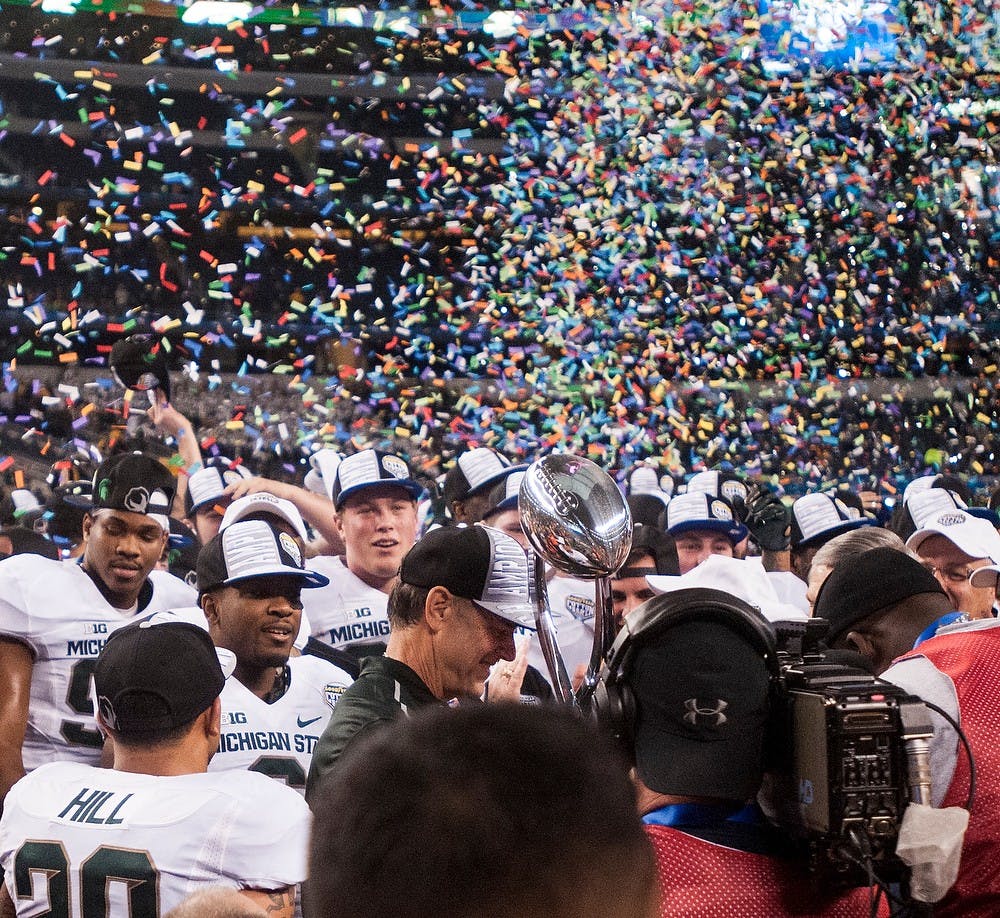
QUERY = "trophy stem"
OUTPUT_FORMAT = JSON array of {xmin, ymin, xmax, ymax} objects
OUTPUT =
[
  {"xmin": 575, "ymin": 575, "xmax": 614, "ymax": 710},
  {"xmin": 531, "ymin": 553, "xmax": 577, "ymax": 708}
]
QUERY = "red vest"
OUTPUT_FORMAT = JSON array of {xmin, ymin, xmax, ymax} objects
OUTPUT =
[
  {"xmin": 897, "ymin": 628, "xmax": 1000, "ymax": 917},
  {"xmin": 645, "ymin": 825, "xmax": 886, "ymax": 917}
]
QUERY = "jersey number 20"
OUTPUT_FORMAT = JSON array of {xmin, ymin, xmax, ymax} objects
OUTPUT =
[{"xmin": 14, "ymin": 841, "xmax": 157, "ymax": 916}]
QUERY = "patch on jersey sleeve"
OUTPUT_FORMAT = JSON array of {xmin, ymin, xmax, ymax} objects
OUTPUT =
[{"xmin": 324, "ymin": 684, "xmax": 348, "ymax": 709}]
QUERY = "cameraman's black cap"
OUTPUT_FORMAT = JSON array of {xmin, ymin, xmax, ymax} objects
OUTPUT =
[
  {"xmin": 813, "ymin": 547, "xmax": 946, "ymax": 645},
  {"xmin": 630, "ymin": 619, "xmax": 771, "ymax": 801}
]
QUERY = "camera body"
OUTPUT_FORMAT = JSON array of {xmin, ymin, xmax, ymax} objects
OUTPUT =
[{"xmin": 766, "ymin": 619, "xmax": 933, "ymax": 886}]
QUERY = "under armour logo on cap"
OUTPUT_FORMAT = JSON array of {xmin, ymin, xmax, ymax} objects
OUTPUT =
[{"xmin": 683, "ymin": 698, "xmax": 729, "ymax": 728}]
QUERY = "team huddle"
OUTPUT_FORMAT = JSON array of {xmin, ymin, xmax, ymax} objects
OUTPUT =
[{"xmin": 1, "ymin": 430, "xmax": 1000, "ymax": 916}]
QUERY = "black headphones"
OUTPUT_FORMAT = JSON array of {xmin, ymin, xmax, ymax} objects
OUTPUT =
[{"xmin": 593, "ymin": 588, "xmax": 779, "ymax": 754}]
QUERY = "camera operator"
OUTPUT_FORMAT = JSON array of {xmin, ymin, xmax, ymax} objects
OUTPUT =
[
  {"xmin": 814, "ymin": 547, "xmax": 998, "ymax": 917},
  {"xmin": 599, "ymin": 590, "xmax": 883, "ymax": 916}
]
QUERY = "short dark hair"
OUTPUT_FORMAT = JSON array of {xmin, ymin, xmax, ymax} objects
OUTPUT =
[
  {"xmin": 306, "ymin": 705, "xmax": 656, "ymax": 918},
  {"xmin": 386, "ymin": 581, "xmax": 430, "ymax": 629},
  {"xmin": 103, "ymin": 714, "xmax": 201, "ymax": 751}
]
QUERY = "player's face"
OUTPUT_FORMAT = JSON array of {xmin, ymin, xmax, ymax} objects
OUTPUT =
[
  {"xmin": 206, "ymin": 576, "xmax": 303, "ymax": 670},
  {"xmin": 192, "ymin": 503, "xmax": 227, "ymax": 545},
  {"xmin": 336, "ymin": 486, "xmax": 418, "ymax": 588},
  {"xmin": 806, "ymin": 563, "xmax": 832, "ymax": 612},
  {"xmin": 482, "ymin": 508, "xmax": 529, "ymax": 549},
  {"xmin": 437, "ymin": 596, "xmax": 517, "ymax": 699},
  {"xmin": 82, "ymin": 509, "xmax": 167, "ymax": 608},
  {"xmin": 917, "ymin": 534, "xmax": 995, "ymax": 620},
  {"xmin": 674, "ymin": 530, "xmax": 734, "ymax": 575},
  {"xmin": 611, "ymin": 558, "xmax": 657, "ymax": 629}
]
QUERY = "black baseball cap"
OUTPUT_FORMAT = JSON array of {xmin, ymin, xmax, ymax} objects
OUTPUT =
[
  {"xmin": 630, "ymin": 618, "xmax": 772, "ymax": 801},
  {"xmin": 91, "ymin": 452, "xmax": 176, "ymax": 521},
  {"xmin": 481, "ymin": 471, "xmax": 526, "ymax": 521},
  {"xmin": 94, "ymin": 620, "xmax": 235, "ymax": 737},
  {"xmin": 196, "ymin": 519, "xmax": 330, "ymax": 594},
  {"xmin": 813, "ymin": 547, "xmax": 946, "ymax": 645},
  {"xmin": 790, "ymin": 491, "xmax": 871, "ymax": 550},
  {"xmin": 399, "ymin": 525, "xmax": 536, "ymax": 628},
  {"xmin": 110, "ymin": 334, "xmax": 171, "ymax": 401}
]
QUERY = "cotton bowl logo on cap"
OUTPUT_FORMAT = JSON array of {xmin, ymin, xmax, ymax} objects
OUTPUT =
[
  {"xmin": 279, "ymin": 532, "xmax": 302, "ymax": 568},
  {"xmin": 721, "ymin": 479, "xmax": 748, "ymax": 506},
  {"xmin": 382, "ymin": 455, "xmax": 410, "ymax": 480},
  {"xmin": 935, "ymin": 513, "xmax": 968, "ymax": 527},
  {"xmin": 709, "ymin": 499, "xmax": 734, "ymax": 522}
]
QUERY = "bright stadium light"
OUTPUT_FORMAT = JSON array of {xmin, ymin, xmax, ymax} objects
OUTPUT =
[
  {"xmin": 483, "ymin": 10, "xmax": 522, "ymax": 38},
  {"xmin": 40, "ymin": 0, "xmax": 82, "ymax": 14},
  {"xmin": 181, "ymin": 1, "xmax": 253, "ymax": 25},
  {"xmin": 328, "ymin": 7, "xmax": 364, "ymax": 27}
]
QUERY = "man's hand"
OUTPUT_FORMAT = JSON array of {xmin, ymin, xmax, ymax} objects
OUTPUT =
[
  {"xmin": 486, "ymin": 637, "xmax": 531, "ymax": 703},
  {"xmin": 744, "ymin": 487, "xmax": 791, "ymax": 552}
]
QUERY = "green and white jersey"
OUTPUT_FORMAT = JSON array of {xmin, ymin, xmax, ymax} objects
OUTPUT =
[
  {"xmin": 303, "ymin": 556, "xmax": 390, "ymax": 650},
  {"xmin": 209, "ymin": 655, "xmax": 353, "ymax": 795},
  {"xmin": 0, "ymin": 555, "xmax": 195, "ymax": 771},
  {"xmin": 0, "ymin": 762, "xmax": 310, "ymax": 917}
]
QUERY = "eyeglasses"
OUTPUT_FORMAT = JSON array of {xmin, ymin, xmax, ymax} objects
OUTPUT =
[{"xmin": 922, "ymin": 565, "xmax": 977, "ymax": 585}]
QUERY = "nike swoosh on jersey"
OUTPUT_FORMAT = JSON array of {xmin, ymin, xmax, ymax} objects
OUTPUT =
[{"xmin": 297, "ymin": 716, "xmax": 323, "ymax": 728}]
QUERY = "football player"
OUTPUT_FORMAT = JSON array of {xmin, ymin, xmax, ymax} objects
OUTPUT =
[
  {"xmin": 0, "ymin": 619, "xmax": 308, "ymax": 917},
  {"xmin": 0, "ymin": 453, "xmax": 195, "ymax": 811},
  {"xmin": 196, "ymin": 519, "xmax": 353, "ymax": 793}
]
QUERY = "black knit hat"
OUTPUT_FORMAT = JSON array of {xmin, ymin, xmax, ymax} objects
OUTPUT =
[{"xmin": 813, "ymin": 547, "xmax": 946, "ymax": 645}]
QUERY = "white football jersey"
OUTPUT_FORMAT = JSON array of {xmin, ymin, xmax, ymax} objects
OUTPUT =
[
  {"xmin": 521, "ymin": 574, "xmax": 596, "ymax": 677},
  {"xmin": 0, "ymin": 555, "xmax": 196, "ymax": 771},
  {"xmin": 303, "ymin": 556, "xmax": 391, "ymax": 650},
  {"xmin": 0, "ymin": 761, "xmax": 309, "ymax": 917},
  {"xmin": 210, "ymin": 655, "xmax": 353, "ymax": 794}
]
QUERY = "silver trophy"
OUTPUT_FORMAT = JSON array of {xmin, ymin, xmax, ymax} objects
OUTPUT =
[{"xmin": 518, "ymin": 455, "xmax": 632, "ymax": 708}]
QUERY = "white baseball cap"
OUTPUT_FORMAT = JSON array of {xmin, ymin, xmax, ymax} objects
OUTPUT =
[
  {"xmin": 907, "ymin": 508, "xmax": 1000, "ymax": 564},
  {"xmin": 303, "ymin": 448, "xmax": 343, "ymax": 501},
  {"xmin": 647, "ymin": 554, "xmax": 806, "ymax": 623},
  {"xmin": 904, "ymin": 488, "xmax": 967, "ymax": 532},
  {"xmin": 220, "ymin": 493, "xmax": 308, "ymax": 542}
]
